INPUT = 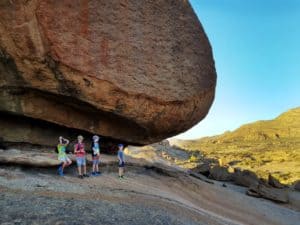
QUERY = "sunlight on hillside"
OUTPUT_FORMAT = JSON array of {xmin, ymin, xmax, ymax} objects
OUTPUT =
[{"xmin": 173, "ymin": 107, "xmax": 300, "ymax": 185}]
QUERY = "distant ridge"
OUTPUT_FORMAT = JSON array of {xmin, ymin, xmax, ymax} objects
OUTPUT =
[{"xmin": 172, "ymin": 107, "xmax": 300, "ymax": 184}]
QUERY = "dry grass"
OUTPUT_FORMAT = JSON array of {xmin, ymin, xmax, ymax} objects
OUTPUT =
[{"xmin": 172, "ymin": 107, "xmax": 300, "ymax": 185}]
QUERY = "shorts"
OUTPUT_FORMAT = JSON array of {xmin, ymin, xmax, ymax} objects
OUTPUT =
[
  {"xmin": 58, "ymin": 155, "xmax": 71, "ymax": 163},
  {"xmin": 118, "ymin": 161, "xmax": 125, "ymax": 168},
  {"xmin": 92, "ymin": 156, "xmax": 100, "ymax": 165},
  {"xmin": 76, "ymin": 157, "xmax": 86, "ymax": 166}
]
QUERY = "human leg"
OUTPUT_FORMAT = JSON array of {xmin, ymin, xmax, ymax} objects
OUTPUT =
[{"xmin": 76, "ymin": 157, "xmax": 83, "ymax": 176}]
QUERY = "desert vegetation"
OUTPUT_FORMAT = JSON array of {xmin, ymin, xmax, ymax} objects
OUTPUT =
[{"xmin": 172, "ymin": 107, "xmax": 300, "ymax": 185}]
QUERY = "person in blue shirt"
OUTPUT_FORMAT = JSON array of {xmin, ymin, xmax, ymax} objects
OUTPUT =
[{"xmin": 117, "ymin": 144, "xmax": 125, "ymax": 179}]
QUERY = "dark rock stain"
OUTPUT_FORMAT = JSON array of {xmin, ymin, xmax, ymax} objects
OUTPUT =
[
  {"xmin": 44, "ymin": 55, "xmax": 80, "ymax": 97},
  {"xmin": 0, "ymin": 48, "xmax": 27, "ymax": 86}
]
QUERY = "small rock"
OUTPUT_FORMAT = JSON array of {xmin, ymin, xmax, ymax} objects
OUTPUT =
[
  {"xmin": 268, "ymin": 174, "xmax": 286, "ymax": 189},
  {"xmin": 232, "ymin": 168, "xmax": 260, "ymax": 188},
  {"xmin": 248, "ymin": 184, "xmax": 289, "ymax": 203},
  {"xmin": 189, "ymin": 172, "xmax": 214, "ymax": 184},
  {"xmin": 191, "ymin": 163, "xmax": 210, "ymax": 176},
  {"xmin": 246, "ymin": 189, "xmax": 261, "ymax": 198},
  {"xmin": 294, "ymin": 180, "xmax": 300, "ymax": 191},
  {"xmin": 208, "ymin": 165, "xmax": 233, "ymax": 181}
]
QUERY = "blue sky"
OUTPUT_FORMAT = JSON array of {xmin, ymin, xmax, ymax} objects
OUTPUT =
[{"xmin": 177, "ymin": 0, "xmax": 300, "ymax": 139}]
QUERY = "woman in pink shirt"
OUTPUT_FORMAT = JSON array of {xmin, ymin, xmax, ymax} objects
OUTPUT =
[{"xmin": 74, "ymin": 135, "xmax": 89, "ymax": 179}]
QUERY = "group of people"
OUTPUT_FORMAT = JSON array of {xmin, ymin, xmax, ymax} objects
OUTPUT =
[{"xmin": 57, "ymin": 135, "xmax": 125, "ymax": 179}]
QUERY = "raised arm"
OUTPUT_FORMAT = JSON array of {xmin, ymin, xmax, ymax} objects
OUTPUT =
[{"xmin": 63, "ymin": 138, "xmax": 70, "ymax": 145}]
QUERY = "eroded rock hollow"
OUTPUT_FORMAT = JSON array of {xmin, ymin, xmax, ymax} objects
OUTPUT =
[{"xmin": 0, "ymin": 0, "xmax": 216, "ymax": 148}]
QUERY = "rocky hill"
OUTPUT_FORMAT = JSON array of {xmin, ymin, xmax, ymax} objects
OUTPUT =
[{"xmin": 171, "ymin": 107, "xmax": 300, "ymax": 184}]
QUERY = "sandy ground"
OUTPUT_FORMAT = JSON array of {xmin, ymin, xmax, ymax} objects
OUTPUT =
[{"xmin": 0, "ymin": 154, "xmax": 299, "ymax": 225}]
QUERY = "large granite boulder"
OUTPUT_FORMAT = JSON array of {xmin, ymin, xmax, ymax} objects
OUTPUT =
[{"xmin": 0, "ymin": 0, "xmax": 216, "ymax": 147}]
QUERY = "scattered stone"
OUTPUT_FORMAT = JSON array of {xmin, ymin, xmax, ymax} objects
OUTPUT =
[
  {"xmin": 232, "ymin": 168, "xmax": 260, "ymax": 188},
  {"xmin": 288, "ymin": 190, "xmax": 300, "ymax": 210},
  {"xmin": 247, "ymin": 184, "xmax": 289, "ymax": 203},
  {"xmin": 246, "ymin": 189, "xmax": 261, "ymax": 198},
  {"xmin": 208, "ymin": 165, "xmax": 233, "ymax": 181},
  {"xmin": 191, "ymin": 163, "xmax": 210, "ymax": 176},
  {"xmin": 189, "ymin": 171, "xmax": 214, "ymax": 184},
  {"xmin": 293, "ymin": 181, "xmax": 300, "ymax": 191},
  {"xmin": 268, "ymin": 174, "xmax": 286, "ymax": 189}
]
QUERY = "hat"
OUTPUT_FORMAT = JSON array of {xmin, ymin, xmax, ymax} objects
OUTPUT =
[{"xmin": 118, "ymin": 144, "xmax": 124, "ymax": 147}]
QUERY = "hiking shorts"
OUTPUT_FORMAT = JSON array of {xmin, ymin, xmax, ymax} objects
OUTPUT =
[
  {"xmin": 58, "ymin": 155, "xmax": 71, "ymax": 164},
  {"xmin": 76, "ymin": 157, "xmax": 86, "ymax": 166},
  {"xmin": 118, "ymin": 161, "xmax": 125, "ymax": 168},
  {"xmin": 92, "ymin": 156, "xmax": 100, "ymax": 165}
]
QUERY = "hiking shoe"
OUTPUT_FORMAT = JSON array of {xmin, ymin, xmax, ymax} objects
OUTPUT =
[
  {"xmin": 121, "ymin": 175, "xmax": 125, "ymax": 179},
  {"xmin": 83, "ymin": 174, "xmax": 89, "ymax": 178},
  {"xmin": 96, "ymin": 171, "xmax": 101, "ymax": 175},
  {"xmin": 57, "ymin": 166, "xmax": 62, "ymax": 174},
  {"xmin": 58, "ymin": 168, "xmax": 64, "ymax": 176},
  {"xmin": 78, "ymin": 175, "xmax": 84, "ymax": 179},
  {"xmin": 91, "ymin": 172, "xmax": 96, "ymax": 176}
]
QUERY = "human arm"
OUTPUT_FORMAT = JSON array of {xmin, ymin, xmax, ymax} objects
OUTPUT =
[
  {"xmin": 74, "ymin": 144, "xmax": 78, "ymax": 154},
  {"xmin": 63, "ymin": 137, "xmax": 70, "ymax": 145}
]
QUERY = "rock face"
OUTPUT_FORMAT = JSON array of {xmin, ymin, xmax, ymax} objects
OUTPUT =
[{"xmin": 0, "ymin": 0, "xmax": 216, "ymax": 147}]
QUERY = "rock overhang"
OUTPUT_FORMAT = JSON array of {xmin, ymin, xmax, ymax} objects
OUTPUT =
[{"xmin": 0, "ymin": 0, "xmax": 217, "ymax": 147}]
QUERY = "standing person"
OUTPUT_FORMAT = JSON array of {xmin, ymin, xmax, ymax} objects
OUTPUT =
[
  {"xmin": 117, "ymin": 144, "xmax": 125, "ymax": 179},
  {"xmin": 57, "ymin": 136, "xmax": 72, "ymax": 176},
  {"xmin": 74, "ymin": 135, "xmax": 89, "ymax": 179},
  {"xmin": 91, "ymin": 135, "xmax": 101, "ymax": 176}
]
